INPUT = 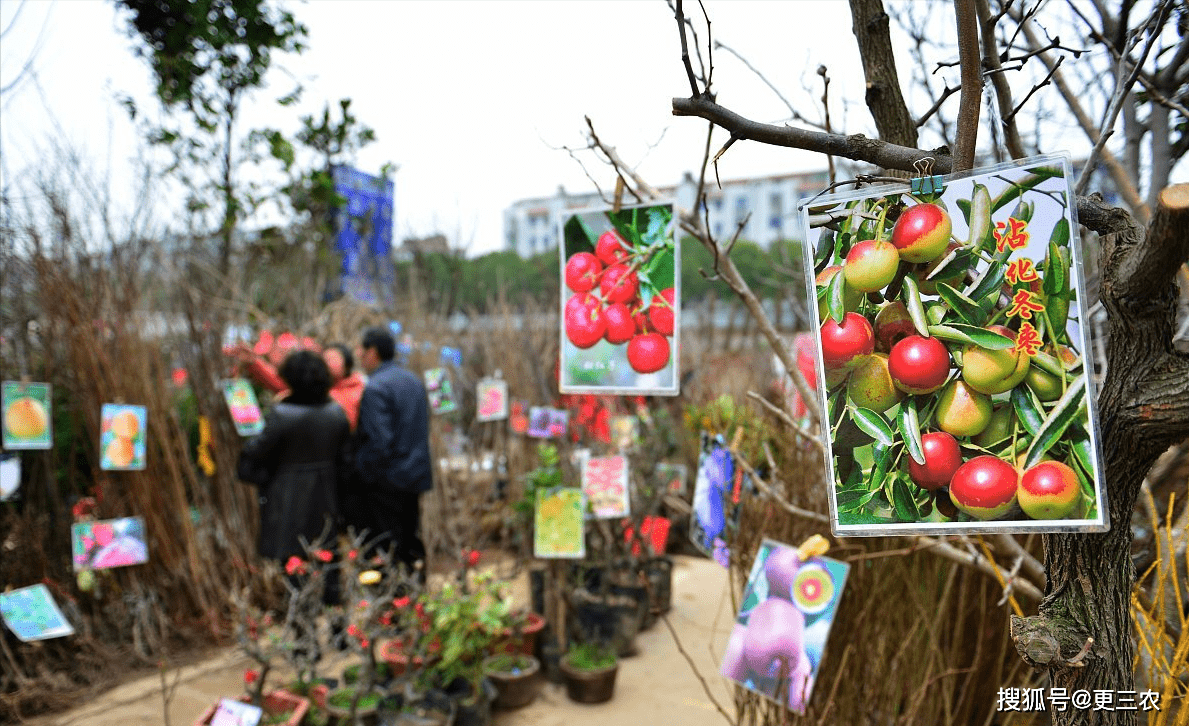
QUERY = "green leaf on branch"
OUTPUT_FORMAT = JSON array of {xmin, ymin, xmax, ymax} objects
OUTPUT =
[
  {"xmin": 851, "ymin": 406, "xmax": 895, "ymax": 448},
  {"xmin": 1021, "ymin": 376, "xmax": 1086, "ymax": 469},
  {"xmin": 902, "ymin": 276, "xmax": 930, "ymax": 337},
  {"xmin": 966, "ymin": 260, "xmax": 1006, "ymax": 302},
  {"xmin": 898, "ymin": 398, "xmax": 926, "ymax": 465},
  {"xmin": 644, "ymin": 249, "xmax": 676, "ymax": 291},
  {"xmin": 936, "ymin": 282, "xmax": 987, "ymax": 326},
  {"xmin": 927, "ymin": 324, "xmax": 1013, "ymax": 349},
  {"xmin": 564, "ymin": 215, "xmax": 597, "ymax": 256},
  {"xmin": 892, "ymin": 476, "xmax": 922, "ymax": 522},
  {"xmin": 827, "ymin": 269, "xmax": 848, "ymax": 325},
  {"xmin": 1011, "ymin": 385, "xmax": 1045, "ymax": 438}
]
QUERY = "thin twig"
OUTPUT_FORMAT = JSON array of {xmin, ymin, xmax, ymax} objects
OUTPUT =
[
  {"xmin": 745, "ymin": 390, "xmax": 826, "ymax": 455},
  {"xmin": 661, "ymin": 612, "xmax": 735, "ymax": 724}
]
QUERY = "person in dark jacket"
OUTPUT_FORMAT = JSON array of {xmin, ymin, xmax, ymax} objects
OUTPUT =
[
  {"xmin": 352, "ymin": 326, "xmax": 433, "ymax": 576},
  {"xmin": 237, "ymin": 350, "xmax": 352, "ymax": 567}
]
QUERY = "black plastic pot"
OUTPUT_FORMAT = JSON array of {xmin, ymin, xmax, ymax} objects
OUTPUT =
[
  {"xmin": 539, "ymin": 639, "xmax": 565, "ymax": 684},
  {"xmin": 568, "ymin": 586, "xmax": 642, "ymax": 657},
  {"xmin": 379, "ymin": 690, "xmax": 455, "ymax": 726},
  {"xmin": 445, "ymin": 677, "xmax": 496, "ymax": 726},
  {"xmin": 528, "ymin": 565, "xmax": 547, "ymax": 616},
  {"xmin": 646, "ymin": 556, "xmax": 674, "ymax": 615}
]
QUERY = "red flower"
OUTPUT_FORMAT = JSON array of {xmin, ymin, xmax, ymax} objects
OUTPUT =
[
  {"xmin": 347, "ymin": 624, "xmax": 361, "ymax": 638},
  {"xmin": 284, "ymin": 556, "xmax": 307, "ymax": 576},
  {"xmin": 415, "ymin": 603, "xmax": 425, "ymax": 617},
  {"xmin": 360, "ymin": 637, "xmax": 370, "ymax": 648},
  {"xmin": 393, "ymin": 596, "xmax": 410, "ymax": 609},
  {"xmin": 314, "ymin": 549, "xmax": 333, "ymax": 563},
  {"xmin": 348, "ymin": 549, "xmax": 358, "ymax": 561},
  {"xmin": 244, "ymin": 669, "xmax": 259, "ymax": 684},
  {"xmin": 464, "ymin": 549, "xmax": 481, "ymax": 567}
]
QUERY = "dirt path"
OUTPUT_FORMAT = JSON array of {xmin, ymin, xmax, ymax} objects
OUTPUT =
[{"xmin": 19, "ymin": 556, "xmax": 735, "ymax": 726}]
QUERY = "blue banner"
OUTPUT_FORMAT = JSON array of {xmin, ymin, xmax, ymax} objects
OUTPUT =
[{"xmin": 331, "ymin": 166, "xmax": 395, "ymax": 305}]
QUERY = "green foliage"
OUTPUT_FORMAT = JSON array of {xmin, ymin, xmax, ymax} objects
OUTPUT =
[
  {"xmin": 117, "ymin": 0, "xmax": 307, "ymax": 113},
  {"xmin": 565, "ymin": 642, "xmax": 616, "ymax": 670}
]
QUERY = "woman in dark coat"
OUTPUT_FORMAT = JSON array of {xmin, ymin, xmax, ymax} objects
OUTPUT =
[{"xmin": 237, "ymin": 350, "xmax": 352, "ymax": 564}]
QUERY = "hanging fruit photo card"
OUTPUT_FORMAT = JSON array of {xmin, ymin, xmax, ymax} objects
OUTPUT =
[
  {"xmin": 0, "ymin": 584, "xmax": 75, "ymax": 642},
  {"xmin": 0, "ymin": 454, "xmax": 19, "ymax": 502},
  {"xmin": 533, "ymin": 487, "xmax": 586, "ymax": 558},
  {"xmin": 691, "ymin": 432, "xmax": 752, "ymax": 567},
  {"xmin": 610, "ymin": 414, "xmax": 640, "ymax": 451},
  {"xmin": 559, "ymin": 202, "xmax": 679, "ymax": 396},
  {"xmin": 423, "ymin": 367, "xmax": 458, "ymax": 415},
  {"xmin": 99, "ymin": 403, "xmax": 147, "ymax": 471},
  {"xmin": 71, "ymin": 516, "xmax": 149, "ymax": 571},
  {"xmin": 475, "ymin": 378, "xmax": 509, "ymax": 422},
  {"xmin": 2, "ymin": 381, "xmax": 53, "ymax": 450},
  {"xmin": 721, "ymin": 538, "xmax": 850, "ymax": 715},
  {"xmin": 799, "ymin": 154, "xmax": 1107, "ymax": 535},
  {"xmin": 509, "ymin": 400, "xmax": 530, "ymax": 434},
  {"xmin": 221, "ymin": 379, "xmax": 264, "ymax": 437},
  {"xmin": 581, "ymin": 454, "xmax": 631, "ymax": 519},
  {"xmin": 527, "ymin": 406, "xmax": 569, "ymax": 439}
]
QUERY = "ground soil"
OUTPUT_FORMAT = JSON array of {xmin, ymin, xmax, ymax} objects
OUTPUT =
[{"xmin": 16, "ymin": 555, "xmax": 735, "ymax": 726}]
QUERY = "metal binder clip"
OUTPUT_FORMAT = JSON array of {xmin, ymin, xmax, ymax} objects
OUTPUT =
[{"xmin": 910, "ymin": 157, "xmax": 945, "ymax": 195}]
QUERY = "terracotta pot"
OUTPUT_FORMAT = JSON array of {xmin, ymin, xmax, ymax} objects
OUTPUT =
[
  {"xmin": 481, "ymin": 654, "xmax": 542, "ymax": 710},
  {"xmin": 380, "ymin": 638, "xmax": 426, "ymax": 677},
  {"xmin": 490, "ymin": 612, "xmax": 547, "ymax": 657},
  {"xmin": 559, "ymin": 656, "xmax": 618, "ymax": 704},
  {"xmin": 193, "ymin": 689, "xmax": 310, "ymax": 726}
]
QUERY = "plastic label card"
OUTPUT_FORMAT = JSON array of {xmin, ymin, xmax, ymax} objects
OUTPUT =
[
  {"xmin": 559, "ymin": 202, "xmax": 679, "ymax": 396},
  {"xmin": 721, "ymin": 539, "xmax": 850, "ymax": 715},
  {"xmin": 475, "ymin": 378, "xmax": 509, "ymax": 422},
  {"xmin": 534, "ymin": 487, "xmax": 586, "ymax": 559},
  {"xmin": 690, "ymin": 433, "xmax": 752, "ymax": 567},
  {"xmin": 2, "ymin": 381, "xmax": 53, "ymax": 450},
  {"xmin": 423, "ymin": 368, "xmax": 457, "ymax": 415},
  {"xmin": 0, "ymin": 584, "xmax": 75, "ymax": 642},
  {"xmin": 71, "ymin": 516, "xmax": 149, "ymax": 571},
  {"xmin": 527, "ymin": 407, "xmax": 568, "ymax": 439},
  {"xmin": 799, "ymin": 154, "xmax": 1108, "ymax": 536},
  {"xmin": 221, "ymin": 379, "xmax": 264, "ymax": 437},
  {"xmin": 210, "ymin": 699, "xmax": 263, "ymax": 726},
  {"xmin": 582, "ymin": 455, "xmax": 631, "ymax": 519},
  {"xmin": 100, "ymin": 404, "xmax": 147, "ymax": 471}
]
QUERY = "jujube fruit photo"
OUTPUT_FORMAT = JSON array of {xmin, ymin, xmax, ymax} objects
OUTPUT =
[
  {"xmin": 595, "ymin": 229, "xmax": 632, "ymax": 266},
  {"xmin": 949, "ymin": 455, "xmax": 1019, "ymax": 520},
  {"xmin": 891, "ymin": 202, "xmax": 952, "ymax": 264},
  {"xmin": 599, "ymin": 263, "xmax": 639, "ymax": 304},
  {"xmin": 1017, "ymin": 460, "xmax": 1080, "ymax": 519},
  {"xmin": 961, "ymin": 325, "xmax": 1030, "ymax": 395},
  {"xmin": 564, "ymin": 294, "xmax": 605, "ymax": 349},
  {"xmin": 648, "ymin": 288, "xmax": 675, "ymax": 336},
  {"xmin": 843, "ymin": 238, "xmax": 899, "ymax": 293},
  {"xmin": 907, "ymin": 431, "xmax": 963, "ymax": 491},
  {"xmin": 888, "ymin": 335, "xmax": 950, "ymax": 395},
  {"xmin": 934, "ymin": 379, "xmax": 992, "ymax": 438},
  {"xmin": 847, "ymin": 353, "xmax": 904, "ymax": 413},
  {"xmin": 819, "ymin": 313, "xmax": 874, "ymax": 370}
]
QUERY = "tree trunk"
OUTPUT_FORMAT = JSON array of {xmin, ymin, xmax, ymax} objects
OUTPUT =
[
  {"xmin": 1012, "ymin": 186, "xmax": 1189, "ymax": 725},
  {"xmin": 848, "ymin": 0, "xmax": 918, "ymax": 151}
]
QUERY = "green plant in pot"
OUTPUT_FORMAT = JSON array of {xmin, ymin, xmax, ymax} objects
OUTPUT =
[{"xmin": 559, "ymin": 642, "xmax": 619, "ymax": 704}]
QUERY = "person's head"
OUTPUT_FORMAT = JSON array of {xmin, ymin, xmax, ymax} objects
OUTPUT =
[
  {"xmin": 359, "ymin": 327, "xmax": 395, "ymax": 374},
  {"xmin": 322, "ymin": 343, "xmax": 354, "ymax": 382},
  {"xmin": 278, "ymin": 350, "xmax": 332, "ymax": 405}
]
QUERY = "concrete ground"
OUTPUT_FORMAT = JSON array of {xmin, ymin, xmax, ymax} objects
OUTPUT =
[{"xmin": 18, "ymin": 555, "xmax": 736, "ymax": 726}]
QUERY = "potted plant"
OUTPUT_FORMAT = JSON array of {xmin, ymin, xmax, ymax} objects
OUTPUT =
[
  {"xmin": 488, "ymin": 609, "xmax": 547, "ymax": 657},
  {"xmin": 559, "ymin": 642, "xmax": 618, "ymax": 703},
  {"xmin": 481, "ymin": 652, "xmax": 542, "ymax": 710}
]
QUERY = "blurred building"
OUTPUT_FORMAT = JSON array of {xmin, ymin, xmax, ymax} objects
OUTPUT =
[{"xmin": 503, "ymin": 169, "xmax": 831, "ymax": 257}]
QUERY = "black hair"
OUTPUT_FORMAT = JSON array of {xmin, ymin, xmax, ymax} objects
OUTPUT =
[
  {"xmin": 361, "ymin": 326, "xmax": 396, "ymax": 362},
  {"xmin": 278, "ymin": 350, "xmax": 332, "ymax": 405},
  {"xmin": 326, "ymin": 343, "xmax": 354, "ymax": 376}
]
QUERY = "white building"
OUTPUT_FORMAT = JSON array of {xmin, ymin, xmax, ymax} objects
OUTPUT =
[{"xmin": 503, "ymin": 169, "xmax": 831, "ymax": 257}]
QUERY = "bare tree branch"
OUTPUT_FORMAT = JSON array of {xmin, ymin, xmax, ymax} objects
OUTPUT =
[
  {"xmin": 975, "ymin": 0, "xmax": 1025, "ymax": 158},
  {"xmin": 953, "ymin": 0, "xmax": 983, "ymax": 171}
]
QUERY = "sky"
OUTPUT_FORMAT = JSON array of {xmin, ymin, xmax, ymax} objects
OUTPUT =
[{"xmin": 0, "ymin": 0, "xmax": 889, "ymax": 256}]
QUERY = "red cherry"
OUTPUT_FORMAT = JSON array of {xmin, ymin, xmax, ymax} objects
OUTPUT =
[
  {"xmin": 600, "ymin": 263, "xmax": 639, "ymax": 304},
  {"xmin": 564, "ymin": 252, "xmax": 603, "ymax": 293},
  {"xmin": 564, "ymin": 294, "xmax": 605, "ymax": 349},
  {"xmin": 627, "ymin": 333, "xmax": 670, "ymax": 373},
  {"xmin": 603, "ymin": 303, "xmax": 636, "ymax": 344},
  {"xmin": 596, "ymin": 230, "xmax": 631, "ymax": 266},
  {"xmin": 647, "ymin": 288, "xmax": 675, "ymax": 336},
  {"xmin": 633, "ymin": 308, "xmax": 653, "ymax": 334},
  {"xmin": 565, "ymin": 292, "xmax": 599, "ymax": 319}
]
